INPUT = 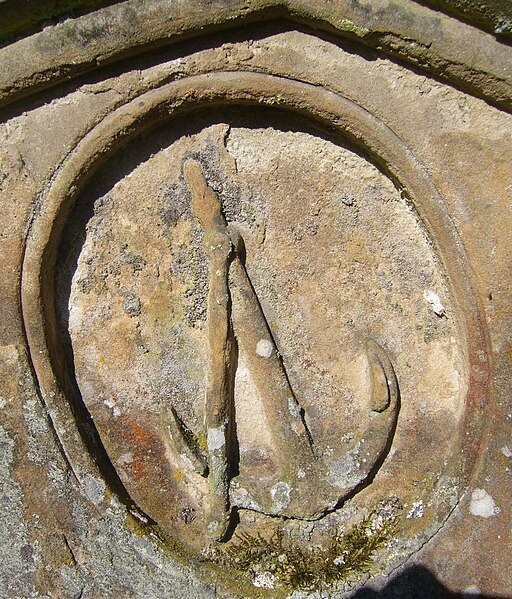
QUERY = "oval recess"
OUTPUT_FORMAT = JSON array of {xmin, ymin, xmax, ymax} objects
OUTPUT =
[{"xmin": 21, "ymin": 71, "xmax": 490, "ymax": 592}]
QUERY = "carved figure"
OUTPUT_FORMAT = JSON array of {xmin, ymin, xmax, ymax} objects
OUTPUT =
[{"xmin": 168, "ymin": 159, "xmax": 400, "ymax": 540}]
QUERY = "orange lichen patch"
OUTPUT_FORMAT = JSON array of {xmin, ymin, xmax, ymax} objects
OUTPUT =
[
  {"xmin": 129, "ymin": 459, "xmax": 146, "ymax": 481},
  {"xmin": 115, "ymin": 417, "xmax": 162, "ymax": 481},
  {"xmin": 130, "ymin": 423, "xmax": 154, "ymax": 445},
  {"xmin": 106, "ymin": 413, "xmax": 209, "ymax": 546}
]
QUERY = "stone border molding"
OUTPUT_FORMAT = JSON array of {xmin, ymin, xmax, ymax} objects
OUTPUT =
[
  {"xmin": 0, "ymin": 0, "xmax": 510, "ymax": 111},
  {"xmin": 21, "ymin": 70, "xmax": 491, "ymax": 529}
]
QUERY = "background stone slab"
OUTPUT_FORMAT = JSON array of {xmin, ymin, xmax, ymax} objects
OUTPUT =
[{"xmin": 0, "ymin": 1, "xmax": 510, "ymax": 597}]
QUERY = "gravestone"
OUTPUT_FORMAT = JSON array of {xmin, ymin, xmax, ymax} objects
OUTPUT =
[{"xmin": 0, "ymin": 1, "xmax": 510, "ymax": 597}]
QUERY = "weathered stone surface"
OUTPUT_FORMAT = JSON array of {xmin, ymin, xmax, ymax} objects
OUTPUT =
[
  {"xmin": 417, "ymin": 0, "xmax": 512, "ymax": 39},
  {"xmin": 0, "ymin": 0, "xmax": 511, "ymax": 111},
  {"xmin": 0, "ymin": 1, "xmax": 510, "ymax": 597}
]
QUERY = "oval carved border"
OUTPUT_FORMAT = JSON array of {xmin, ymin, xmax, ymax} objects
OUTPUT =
[{"xmin": 21, "ymin": 69, "xmax": 491, "ymax": 550}]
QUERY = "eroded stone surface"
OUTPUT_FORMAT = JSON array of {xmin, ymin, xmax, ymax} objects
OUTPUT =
[{"xmin": 0, "ymin": 4, "xmax": 510, "ymax": 598}]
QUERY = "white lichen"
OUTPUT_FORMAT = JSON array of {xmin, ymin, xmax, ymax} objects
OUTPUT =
[
  {"xmin": 462, "ymin": 585, "xmax": 481, "ymax": 597},
  {"xmin": 83, "ymin": 474, "xmax": 106, "ymax": 506},
  {"xmin": 328, "ymin": 446, "xmax": 363, "ymax": 488},
  {"xmin": 406, "ymin": 500, "xmax": 426, "ymax": 520},
  {"xmin": 271, "ymin": 482, "xmax": 291, "ymax": 512},
  {"xmin": 470, "ymin": 488, "xmax": 500, "ymax": 518},
  {"xmin": 423, "ymin": 289, "xmax": 445, "ymax": 316},
  {"xmin": 256, "ymin": 339, "xmax": 273, "ymax": 358},
  {"xmin": 501, "ymin": 446, "xmax": 512, "ymax": 458},
  {"xmin": 207, "ymin": 427, "xmax": 225, "ymax": 452},
  {"xmin": 229, "ymin": 484, "xmax": 262, "ymax": 511},
  {"xmin": 288, "ymin": 396, "xmax": 301, "ymax": 418},
  {"xmin": 253, "ymin": 571, "xmax": 276, "ymax": 589},
  {"xmin": 366, "ymin": 497, "xmax": 401, "ymax": 536}
]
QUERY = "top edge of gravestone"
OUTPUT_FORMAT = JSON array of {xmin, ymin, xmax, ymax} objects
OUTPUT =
[
  {"xmin": 0, "ymin": 0, "xmax": 510, "ymax": 114},
  {"xmin": 0, "ymin": 0, "xmax": 510, "ymax": 46}
]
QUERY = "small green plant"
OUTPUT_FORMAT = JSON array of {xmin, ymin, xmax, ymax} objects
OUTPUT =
[
  {"xmin": 258, "ymin": 95, "xmax": 286, "ymax": 106},
  {"xmin": 218, "ymin": 497, "xmax": 401, "ymax": 592}
]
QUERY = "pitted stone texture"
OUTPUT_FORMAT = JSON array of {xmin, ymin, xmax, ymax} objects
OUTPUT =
[{"xmin": 0, "ymin": 8, "xmax": 510, "ymax": 599}]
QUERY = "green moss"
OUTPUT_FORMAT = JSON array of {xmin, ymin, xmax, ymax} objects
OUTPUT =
[
  {"xmin": 196, "ymin": 430, "xmax": 208, "ymax": 452},
  {"xmin": 258, "ymin": 95, "xmax": 287, "ymax": 106},
  {"xmin": 216, "ymin": 498, "xmax": 402, "ymax": 593},
  {"xmin": 335, "ymin": 18, "xmax": 370, "ymax": 37},
  {"xmin": 182, "ymin": 423, "xmax": 208, "ymax": 458}
]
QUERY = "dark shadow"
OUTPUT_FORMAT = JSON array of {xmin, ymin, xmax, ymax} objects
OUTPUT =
[
  {"xmin": 348, "ymin": 565, "xmax": 511, "ymax": 599},
  {"xmin": 221, "ymin": 506, "xmax": 241, "ymax": 543},
  {"xmin": 227, "ymin": 326, "xmax": 241, "ymax": 480}
]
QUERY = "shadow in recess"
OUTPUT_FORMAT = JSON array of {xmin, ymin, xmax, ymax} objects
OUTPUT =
[{"xmin": 348, "ymin": 565, "xmax": 510, "ymax": 599}]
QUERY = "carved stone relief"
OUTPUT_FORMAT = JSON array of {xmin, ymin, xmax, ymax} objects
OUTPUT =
[
  {"xmin": 22, "ymin": 71, "xmax": 485, "ymax": 589},
  {"xmin": 1, "ymin": 4, "xmax": 510, "ymax": 597}
]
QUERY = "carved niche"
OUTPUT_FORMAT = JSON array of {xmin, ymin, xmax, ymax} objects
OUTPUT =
[{"xmin": 20, "ymin": 44, "xmax": 490, "ymax": 595}]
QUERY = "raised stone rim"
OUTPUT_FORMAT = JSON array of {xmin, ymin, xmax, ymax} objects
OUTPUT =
[{"xmin": 20, "ymin": 68, "xmax": 491, "ymax": 560}]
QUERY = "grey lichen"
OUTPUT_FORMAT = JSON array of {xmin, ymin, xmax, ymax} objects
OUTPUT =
[
  {"xmin": 0, "ymin": 425, "xmax": 37, "ymax": 596},
  {"xmin": 123, "ymin": 294, "xmax": 141, "ymax": 317}
]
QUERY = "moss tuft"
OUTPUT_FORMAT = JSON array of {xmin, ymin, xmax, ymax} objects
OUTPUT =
[{"xmin": 216, "ymin": 497, "xmax": 401, "ymax": 592}]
